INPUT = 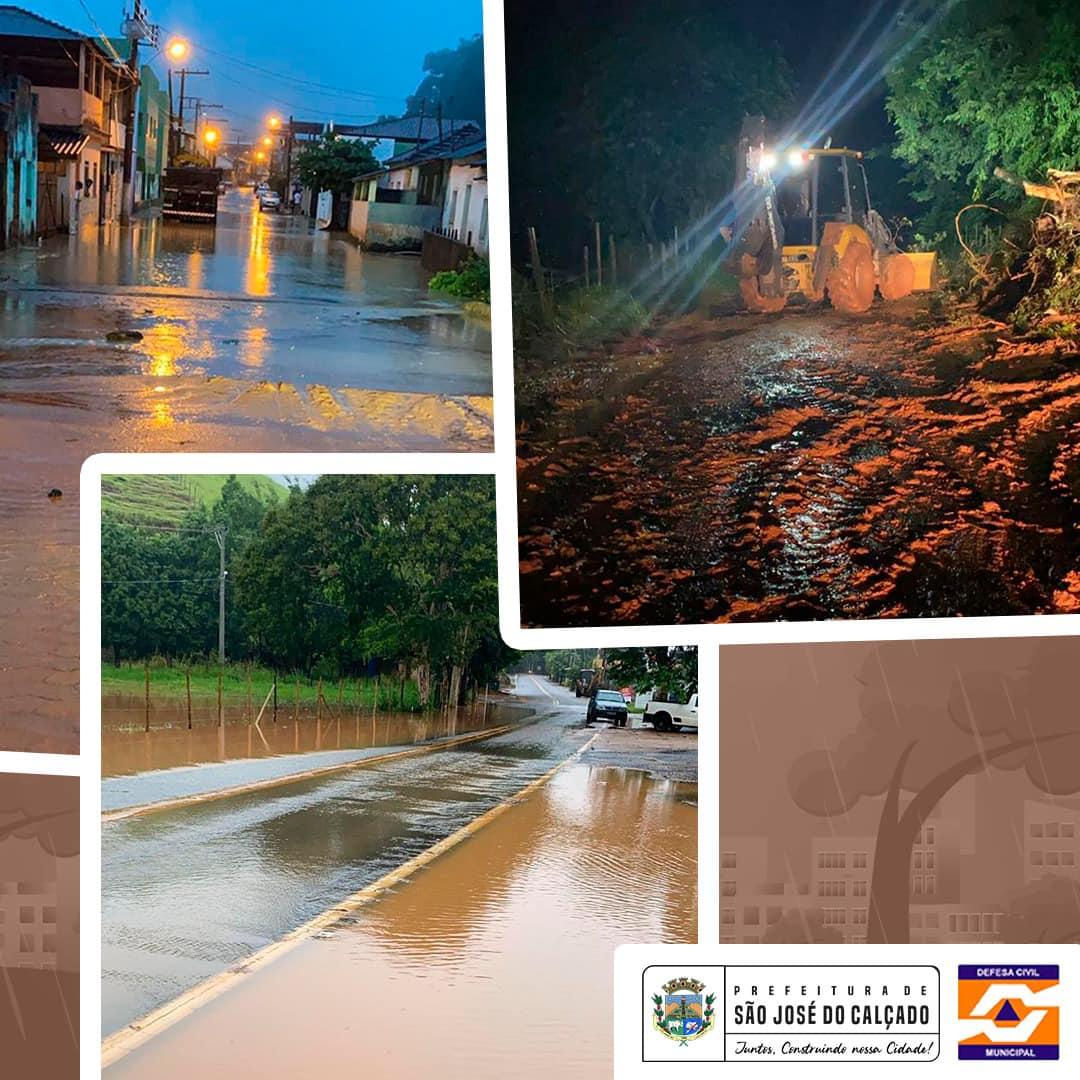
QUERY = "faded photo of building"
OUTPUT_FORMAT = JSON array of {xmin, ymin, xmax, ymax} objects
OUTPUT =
[
  {"xmin": 0, "ymin": 772, "xmax": 78, "ymax": 1074},
  {"xmin": 719, "ymin": 638, "xmax": 1080, "ymax": 946}
]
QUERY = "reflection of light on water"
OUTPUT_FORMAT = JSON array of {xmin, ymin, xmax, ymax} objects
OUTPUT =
[
  {"xmin": 149, "ymin": 398, "xmax": 174, "ymax": 427},
  {"xmin": 187, "ymin": 249, "xmax": 204, "ymax": 292},
  {"xmin": 148, "ymin": 352, "xmax": 179, "ymax": 378},
  {"xmin": 239, "ymin": 325, "xmax": 269, "ymax": 369},
  {"xmin": 246, "ymin": 210, "xmax": 272, "ymax": 296}
]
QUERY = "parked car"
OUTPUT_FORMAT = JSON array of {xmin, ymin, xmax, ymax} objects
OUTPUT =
[
  {"xmin": 586, "ymin": 689, "xmax": 629, "ymax": 727},
  {"xmin": 644, "ymin": 693, "xmax": 698, "ymax": 733},
  {"xmin": 259, "ymin": 191, "xmax": 281, "ymax": 212}
]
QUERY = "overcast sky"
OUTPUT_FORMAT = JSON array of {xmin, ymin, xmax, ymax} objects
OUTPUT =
[{"xmin": 37, "ymin": 0, "xmax": 482, "ymax": 139}]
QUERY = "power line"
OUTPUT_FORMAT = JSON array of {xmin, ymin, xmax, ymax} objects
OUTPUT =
[
  {"xmin": 101, "ymin": 577, "xmax": 220, "ymax": 585},
  {"xmin": 106, "ymin": 521, "xmax": 217, "ymax": 534}
]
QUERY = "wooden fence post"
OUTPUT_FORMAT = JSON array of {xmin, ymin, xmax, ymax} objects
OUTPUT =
[
  {"xmin": 583, "ymin": 245, "xmax": 590, "ymax": 288},
  {"xmin": 272, "ymin": 675, "xmax": 277, "ymax": 724},
  {"xmin": 144, "ymin": 664, "xmax": 150, "ymax": 734},
  {"xmin": 609, "ymin": 233, "xmax": 617, "ymax": 288},
  {"xmin": 186, "ymin": 668, "xmax": 192, "ymax": 730},
  {"xmin": 594, "ymin": 221, "xmax": 603, "ymax": 287},
  {"xmin": 294, "ymin": 676, "xmax": 300, "ymax": 722},
  {"xmin": 246, "ymin": 668, "xmax": 253, "ymax": 723},
  {"xmin": 527, "ymin": 226, "xmax": 552, "ymax": 321},
  {"xmin": 217, "ymin": 669, "xmax": 223, "ymax": 728}
]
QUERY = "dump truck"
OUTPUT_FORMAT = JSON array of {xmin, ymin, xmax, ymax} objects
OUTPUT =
[
  {"xmin": 731, "ymin": 116, "xmax": 937, "ymax": 313},
  {"xmin": 162, "ymin": 166, "xmax": 223, "ymax": 223}
]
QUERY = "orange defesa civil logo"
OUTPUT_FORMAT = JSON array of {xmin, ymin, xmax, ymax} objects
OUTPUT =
[{"xmin": 957, "ymin": 965, "xmax": 1060, "ymax": 1061}]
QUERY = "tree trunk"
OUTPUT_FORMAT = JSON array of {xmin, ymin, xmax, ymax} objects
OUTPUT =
[{"xmin": 866, "ymin": 731, "xmax": 1077, "ymax": 943}]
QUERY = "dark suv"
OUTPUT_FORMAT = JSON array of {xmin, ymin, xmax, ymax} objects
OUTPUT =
[{"xmin": 586, "ymin": 689, "xmax": 629, "ymax": 727}]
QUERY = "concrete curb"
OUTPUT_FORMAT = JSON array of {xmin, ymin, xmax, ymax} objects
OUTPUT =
[
  {"xmin": 101, "ymin": 727, "xmax": 599, "ymax": 1069},
  {"xmin": 102, "ymin": 723, "xmax": 521, "ymax": 824}
]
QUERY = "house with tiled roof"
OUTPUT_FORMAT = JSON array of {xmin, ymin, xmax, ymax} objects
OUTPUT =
[{"xmin": 348, "ymin": 122, "xmax": 487, "ymax": 260}]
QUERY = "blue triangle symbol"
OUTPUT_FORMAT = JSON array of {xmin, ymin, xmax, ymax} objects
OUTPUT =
[{"xmin": 995, "ymin": 1000, "xmax": 1021, "ymax": 1023}]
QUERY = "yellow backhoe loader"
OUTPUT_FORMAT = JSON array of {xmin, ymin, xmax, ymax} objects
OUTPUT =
[{"xmin": 731, "ymin": 117, "xmax": 937, "ymax": 313}]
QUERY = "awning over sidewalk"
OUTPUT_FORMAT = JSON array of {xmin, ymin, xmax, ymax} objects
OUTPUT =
[{"xmin": 39, "ymin": 125, "xmax": 90, "ymax": 161}]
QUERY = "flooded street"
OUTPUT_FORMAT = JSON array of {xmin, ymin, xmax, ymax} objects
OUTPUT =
[
  {"xmin": 105, "ymin": 745, "xmax": 695, "ymax": 1078},
  {"xmin": 518, "ymin": 299, "xmax": 1080, "ymax": 625},
  {"xmin": 0, "ymin": 193, "xmax": 491, "ymax": 753},
  {"xmin": 102, "ymin": 680, "xmax": 591, "ymax": 1035}
]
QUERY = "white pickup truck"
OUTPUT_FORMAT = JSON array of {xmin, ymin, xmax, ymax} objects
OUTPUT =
[{"xmin": 643, "ymin": 693, "xmax": 698, "ymax": 733}]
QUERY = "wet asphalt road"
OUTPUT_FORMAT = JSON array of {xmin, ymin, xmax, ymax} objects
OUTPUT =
[
  {"xmin": 102, "ymin": 677, "xmax": 588, "ymax": 1035},
  {"xmin": 1, "ymin": 189, "xmax": 490, "ymax": 396}
]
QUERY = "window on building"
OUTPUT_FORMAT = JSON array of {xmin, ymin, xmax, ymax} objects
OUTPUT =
[
  {"xmin": 910, "ymin": 913, "xmax": 923, "ymax": 928},
  {"xmin": 926, "ymin": 913, "xmax": 940, "ymax": 929},
  {"xmin": 721, "ymin": 881, "xmax": 736, "ymax": 897},
  {"xmin": 19, "ymin": 933, "xmax": 35, "ymax": 954},
  {"xmin": 852, "ymin": 909, "xmax": 868, "ymax": 925},
  {"xmin": 925, "ymin": 827, "xmax": 935, "ymax": 845},
  {"xmin": 720, "ymin": 853, "xmax": 737, "ymax": 869},
  {"xmin": 479, "ymin": 198, "xmax": 488, "ymax": 244},
  {"xmin": 853, "ymin": 853, "xmax": 868, "ymax": 869},
  {"xmin": 19, "ymin": 907, "xmax": 34, "ymax": 924},
  {"xmin": 42, "ymin": 906, "xmax": 56, "ymax": 924},
  {"xmin": 913, "ymin": 852, "xmax": 923, "ymax": 869},
  {"xmin": 1064, "ymin": 852, "xmax": 1076, "ymax": 866},
  {"xmin": 1047, "ymin": 851, "xmax": 1060, "ymax": 866},
  {"xmin": 1047, "ymin": 822, "xmax": 1060, "ymax": 838},
  {"xmin": 744, "ymin": 906, "xmax": 760, "ymax": 926},
  {"xmin": 1064, "ymin": 824, "xmax": 1075, "ymax": 838},
  {"xmin": 925, "ymin": 874, "xmax": 936, "ymax": 896}
]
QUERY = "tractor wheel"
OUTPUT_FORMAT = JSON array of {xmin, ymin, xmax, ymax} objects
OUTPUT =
[
  {"xmin": 879, "ymin": 253, "xmax": 915, "ymax": 301},
  {"xmin": 737, "ymin": 255, "xmax": 787, "ymax": 313},
  {"xmin": 827, "ymin": 241, "xmax": 875, "ymax": 313}
]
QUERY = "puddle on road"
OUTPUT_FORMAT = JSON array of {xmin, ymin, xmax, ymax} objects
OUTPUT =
[
  {"xmin": 105, "ymin": 764, "xmax": 696, "ymax": 1078},
  {"xmin": 102, "ymin": 694, "xmax": 517, "ymax": 777}
]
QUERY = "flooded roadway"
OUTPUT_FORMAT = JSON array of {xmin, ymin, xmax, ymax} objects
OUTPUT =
[
  {"xmin": 0, "ymin": 192, "xmax": 491, "ymax": 753},
  {"xmin": 102, "ymin": 679, "xmax": 591, "ymax": 1035},
  {"xmin": 105, "ymin": 761, "xmax": 697, "ymax": 1079},
  {"xmin": 518, "ymin": 299, "xmax": 1080, "ymax": 625}
]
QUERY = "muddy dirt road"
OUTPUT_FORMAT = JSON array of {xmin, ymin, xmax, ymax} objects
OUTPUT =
[
  {"xmin": 0, "ymin": 192, "xmax": 491, "ymax": 752},
  {"xmin": 518, "ymin": 299, "xmax": 1080, "ymax": 626},
  {"xmin": 103, "ymin": 676, "xmax": 697, "ymax": 1077}
]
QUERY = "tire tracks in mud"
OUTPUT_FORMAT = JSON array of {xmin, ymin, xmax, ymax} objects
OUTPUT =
[{"xmin": 517, "ymin": 300, "xmax": 1080, "ymax": 625}]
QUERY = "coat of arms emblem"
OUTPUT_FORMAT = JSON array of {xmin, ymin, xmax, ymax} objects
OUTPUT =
[{"xmin": 652, "ymin": 977, "xmax": 716, "ymax": 1046}]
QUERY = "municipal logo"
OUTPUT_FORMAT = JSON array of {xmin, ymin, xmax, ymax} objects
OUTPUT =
[
  {"xmin": 651, "ymin": 976, "xmax": 716, "ymax": 1046},
  {"xmin": 957, "ymin": 965, "xmax": 1060, "ymax": 1061}
]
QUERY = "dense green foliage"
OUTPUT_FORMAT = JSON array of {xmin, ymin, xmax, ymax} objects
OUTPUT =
[
  {"xmin": 886, "ymin": 0, "xmax": 1080, "ymax": 233},
  {"xmin": 102, "ymin": 475, "xmax": 512, "ymax": 707},
  {"xmin": 296, "ymin": 134, "xmax": 379, "ymax": 196},
  {"xmin": 428, "ymin": 257, "xmax": 490, "ymax": 303},
  {"xmin": 507, "ymin": 1, "xmax": 790, "ymax": 267},
  {"xmin": 606, "ymin": 647, "xmax": 698, "ymax": 701},
  {"xmin": 405, "ymin": 35, "xmax": 486, "ymax": 126},
  {"xmin": 527, "ymin": 647, "xmax": 697, "ymax": 700}
]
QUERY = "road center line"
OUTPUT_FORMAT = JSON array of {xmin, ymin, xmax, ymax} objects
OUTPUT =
[{"xmin": 101, "ymin": 726, "xmax": 600, "ymax": 1069}]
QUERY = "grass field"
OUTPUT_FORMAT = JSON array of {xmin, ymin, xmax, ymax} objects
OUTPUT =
[
  {"xmin": 102, "ymin": 661, "xmax": 424, "ymax": 712},
  {"xmin": 101, "ymin": 475, "xmax": 288, "ymax": 525}
]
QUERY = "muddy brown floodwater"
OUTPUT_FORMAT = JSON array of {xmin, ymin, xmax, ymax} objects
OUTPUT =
[
  {"xmin": 101, "ymin": 693, "xmax": 512, "ymax": 777},
  {"xmin": 0, "ymin": 191, "xmax": 492, "ymax": 752},
  {"xmin": 518, "ymin": 299, "xmax": 1080, "ymax": 625},
  {"xmin": 105, "ymin": 763, "xmax": 696, "ymax": 1078}
]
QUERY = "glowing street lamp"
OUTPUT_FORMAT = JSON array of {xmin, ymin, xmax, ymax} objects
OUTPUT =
[
  {"xmin": 166, "ymin": 37, "xmax": 189, "ymax": 62},
  {"xmin": 255, "ymin": 151, "xmax": 266, "ymax": 162},
  {"xmin": 267, "ymin": 115, "xmax": 282, "ymax": 130}
]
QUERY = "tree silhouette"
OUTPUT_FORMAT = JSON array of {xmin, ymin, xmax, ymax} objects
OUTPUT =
[{"xmin": 788, "ymin": 639, "xmax": 1080, "ymax": 943}]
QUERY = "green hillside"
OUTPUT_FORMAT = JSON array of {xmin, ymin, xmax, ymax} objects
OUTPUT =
[{"xmin": 102, "ymin": 475, "xmax": 288, "ymax": 525}]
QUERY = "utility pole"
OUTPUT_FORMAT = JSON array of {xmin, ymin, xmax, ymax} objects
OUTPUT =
[
  {"xmin": 173, "ymin": 69, "xmax": 208, "ymax": 159},
  {"xmin": 120, "ymin": 1, "xmax": 156, "ymax": 224},
  {"xmin": 214, "ymin": 526, "xmax": 228, "ymax": 664},
  {"xmin": 284, "ymin": 116, "xmax": 294, "ymax": 205}
]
